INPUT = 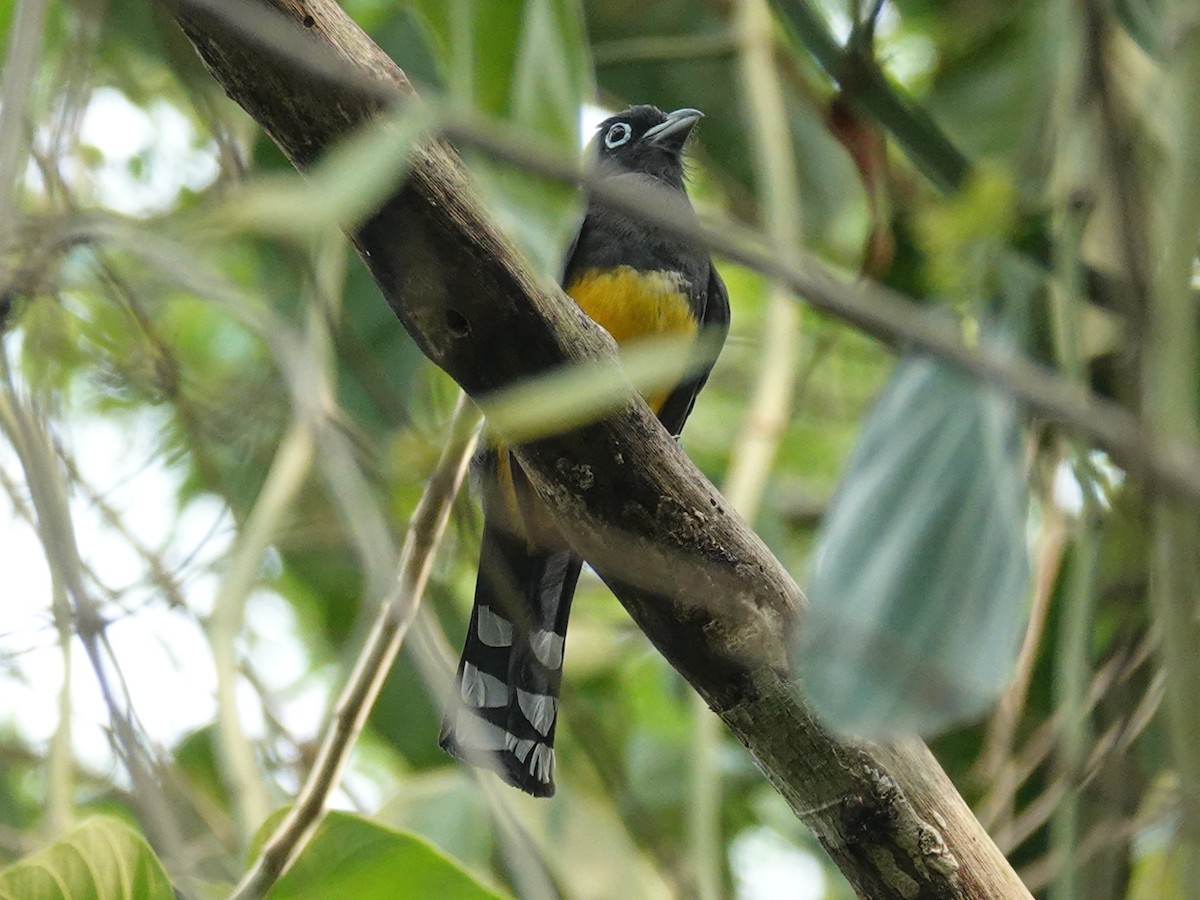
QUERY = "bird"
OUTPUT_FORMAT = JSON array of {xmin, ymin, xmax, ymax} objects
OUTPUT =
[{"xmin": 439, "ymin": 105, "xmax": 731, "ymax": 797}]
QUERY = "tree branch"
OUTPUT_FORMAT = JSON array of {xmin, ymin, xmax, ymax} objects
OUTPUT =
[{"xmin": 165, "ymin": 0, "xmax": 1031, "ymax": 895}]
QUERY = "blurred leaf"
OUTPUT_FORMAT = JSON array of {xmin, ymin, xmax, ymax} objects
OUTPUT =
[
  {"xmin": 913, "ymin": 163, "xmax": 1018, "ymax": 299},
  {"xmin": 376, "ymin": 770, "xmax": 496, "ymax": 876},
  {"xmin": 1128, "ymin": 773, "xmax": 1185, "ymax": 900},
  {"xmin": 0, "ymin": 816, "xmax": 174, "ymax": 900},
  {"xmin": 918, "ymin": 2, "xmax": 1057, "ymax": 177},
  {"xmin": 17, "ymin": 297, "xmax": 86, "ymax": 393},
  {"xmin": 1114, "ymin": 0, "xmax": 1164, "ymax": 58},
  {"xmin": 479, "ymin": 331, "xmax": 718, "ymax": 443},
  {"xmin": 260, "ymin": 810, "xmax": 507, "ymax": 900},
  {"xmin": 410, "ymin": 0, "xmax": 591, "ymax": 276},
  {"xmin": 215, "ymin": 104, "xmax": 436, "ymax": 239},
  {"xmin": 795, "ymin": 347, "xmax": 1030, "ymax": 737}
]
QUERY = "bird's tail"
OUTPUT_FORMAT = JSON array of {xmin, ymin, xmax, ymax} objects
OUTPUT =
[{"xmin": 440, "ymin": 521, "xmax": 583, "ymax": 797}]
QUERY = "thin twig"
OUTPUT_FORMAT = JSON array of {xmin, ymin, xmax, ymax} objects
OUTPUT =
[
  {"xmin": 592, "ymin": 31, "xmax": 739, "ymax": 66},
  {"xmin": 54, "ymin": 438, "xmax": 189, "ymax": 611},
  {"xmin": 985, "ymin": 636, "xmax": 1157, "ymax": 848},
  {"xmin": 724, "ymin": 0, "xmax": 804, "ymax": 525},
  {"xmin": 209, "ymin": 418, "xmax": 313, "ymax": 843},
  {"xmin": 0, "ymin": 0, "xmax": 50, "ymax": 253},
  {"xmin": 230, "ymin": 395, "xmax": 480, "ymax": 900}
]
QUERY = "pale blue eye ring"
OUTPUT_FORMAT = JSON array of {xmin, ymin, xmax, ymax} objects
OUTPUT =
[{"xmin": 604, "ymin": 122, "xmax": 632, "ymax": 149}]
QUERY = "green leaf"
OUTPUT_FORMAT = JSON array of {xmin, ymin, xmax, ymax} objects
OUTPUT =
[
  {"xmin": 794, "ymin": 349, "xmax": 1030, "ymax": 737},
  {"xmin": 263, "ymin": 811, "xmax": 507, "ymax": 900},
  {"xmin": 0, "ymin": 816, "xmax": 174, "ymax": 900}
]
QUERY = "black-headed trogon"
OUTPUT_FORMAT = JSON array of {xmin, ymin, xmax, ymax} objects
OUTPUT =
[{"xmin": 439, "ymin": 106, "xmax": 731, "ymax": 796}]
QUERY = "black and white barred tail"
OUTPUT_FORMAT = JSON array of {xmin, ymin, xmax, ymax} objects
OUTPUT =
[{"xmin": 440, "ymin": 522, "xmax": 582, "ymax": 797}]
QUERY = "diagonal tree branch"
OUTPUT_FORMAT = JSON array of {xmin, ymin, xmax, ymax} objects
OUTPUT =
[{"xmin": 164, "ymin": 0, "xmax": 1031, "ymax": 896}]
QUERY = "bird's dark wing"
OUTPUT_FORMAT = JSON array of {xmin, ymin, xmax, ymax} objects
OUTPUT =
[
  {"xmin": 559, "ymin": 213, "xmax": 588, "ymax": 285},
  {"xmin": 656, "ymin": 262, "xmax": 731, "ymax": 437}
]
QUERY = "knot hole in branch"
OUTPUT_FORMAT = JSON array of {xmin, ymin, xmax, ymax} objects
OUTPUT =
[{"xmin": 445, "ymin": 308, "xmax": 471, "ymax": 337}]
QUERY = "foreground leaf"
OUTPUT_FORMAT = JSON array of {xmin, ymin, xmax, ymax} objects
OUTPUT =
[
  {"xmin": 794, "ymin": 350, "xmax": 1030, "ymax": 737},
  {"xmin": 0, "ymin": 816, "xmax": 174, "ymax": 900},
  {"xmin": 264, "ymin": 810, "xmax": 507, "ymax": 900}
]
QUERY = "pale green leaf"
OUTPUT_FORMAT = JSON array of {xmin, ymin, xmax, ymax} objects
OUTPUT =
[
  {"xmin": 795, "ymin": 349, "xmax": 1030, "ymax": 737},
  {"xmin": 263, "ymin": 811, "xmax": 506, "ymax": 900},
  {"xmin": 479, "ymin": 330, "xmax": 721, "ymax": 443},
  {"xmin": 0, "ymin": 817, "xmax": 174, "ymax": 900}
]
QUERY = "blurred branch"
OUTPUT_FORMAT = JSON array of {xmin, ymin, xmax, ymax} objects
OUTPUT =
[
  {"xmin": 167, "ymin": 1, "xmax": 1031, "ymax": 895},
  {"xmin": 1144, "ymin": 2, "xmax": 1200, "ymax": 884},
  {"xmin": 231, "ymin": 395, "xmax": 480, "ymax": 900},
  {"xmin": 1051, "ymin": 505, "xmax": 1100, "ymax": 900},
  {"xmin": 1079, "ymin": 0, "xmax": 1151, "ymax": 343},
  {"xmin": 726, "ymin": 0, "xmax": 804, "ymax": 525},
  {"xmin": 47, "ymin": 553, "xmax": 74, "ymax": 839},
  {"xmin": 1020, "ymin": 813, "xmax": 1142, "ymax": 893},
  {"xmin": 984, "ymin": 635, "xmax": 1158, "ymax": 851},
  {"xmin": 1, "ymin": 453, "xmax": 76, "ymax": 837},
  {"xmin": 593, "ymin": 32, "xmax": 739, "ymax": 66},
  {"xmin": 209, "ymin": 418, "xmax": 312, "ymax": 844},
  {"xmin": 0, "ymin": 0, "xmax": 49, "ymax": 253}
]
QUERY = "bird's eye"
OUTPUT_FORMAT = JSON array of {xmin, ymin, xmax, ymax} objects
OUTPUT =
[{"xmin": 604, "ymin": 122, "xmax": 632, "ymax": 149}]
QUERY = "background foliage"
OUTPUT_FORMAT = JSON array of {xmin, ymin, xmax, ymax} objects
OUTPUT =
[{"xmin": 0, "ymin": 0, "xmax": 1193, "ymax": 897}]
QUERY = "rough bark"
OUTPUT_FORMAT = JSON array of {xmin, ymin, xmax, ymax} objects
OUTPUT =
[{"xmin": 166, "ymin": 1, "xmax": 1033, "ymax": 896}]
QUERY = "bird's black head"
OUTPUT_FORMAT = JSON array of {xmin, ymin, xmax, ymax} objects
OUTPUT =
[{"xmin": 591, "ymin": 105, "xmax": 703, "ymax": 187}]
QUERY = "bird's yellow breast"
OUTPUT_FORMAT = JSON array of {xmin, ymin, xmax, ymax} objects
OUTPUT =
[
  {"xmin": 566, "ymin": 266, "xmax": 698, "ymax": 413},
  {"xmin": 566, "ymin": 266, "xmax": 698, "ymax": 345}
]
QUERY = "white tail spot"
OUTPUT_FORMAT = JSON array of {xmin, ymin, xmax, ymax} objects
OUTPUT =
[
  {"xmin": 505, "ymin": 732, "xmax": 538, "ymax": 763},
  {"xmin": 517, "ymin": 689, "xmax": 557, "ymax": 735},
  {"xmin": 529, "ymin": 744, "xmax": 555, "ymax": 783},
  {"xmin": 461, "ymin": 662, "xmax": 508, "ymax": 708},
  {"xmin": 529, "ymin": 630, "xmax": 564, "ymax": 669},
  {"xmin": 477, "ymin": 605, "xmax": 513, "ymax": 647}
]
